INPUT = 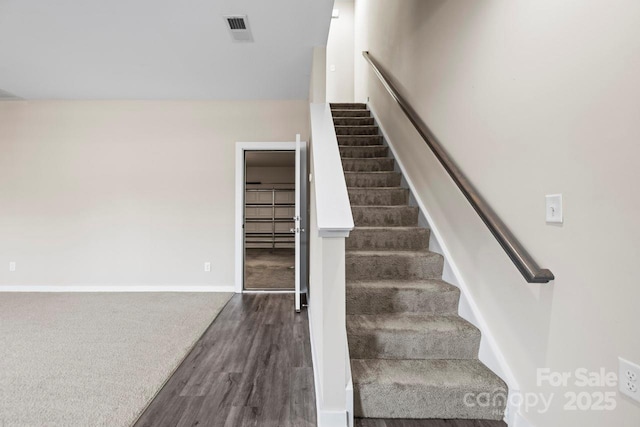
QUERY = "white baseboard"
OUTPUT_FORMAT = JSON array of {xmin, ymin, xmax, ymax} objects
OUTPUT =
[
  {"xmin": 318, "ymin": 410, "xmax": 348, "ymax": 427},
  {"xmin": 513, "ymin": 411, "xmax": 537, "ymax": 427},
  {"xmin": 0, "ymin": 284, "xmax": 236, "ymax": 292},
  {"xmin": 369, "ymin": 104, "xmax": 519, "ymax": 425}
]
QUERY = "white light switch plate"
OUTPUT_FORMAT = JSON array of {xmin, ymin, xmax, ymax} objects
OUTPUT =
[
  {"xmin": 546, "ymin": 194, "xmax": 563, "ymax": 223},
  {"xmin": 9, "ymin": 261, "xmax": 16, "ymax": 272},
  {"xmin": 204, "ymin": 262, "xmax": 211, "ymax": 272}
]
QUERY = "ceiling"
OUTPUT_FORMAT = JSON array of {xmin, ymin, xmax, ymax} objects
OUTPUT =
[{"xmin": 0, "ymin": 0, "xmax": 333, "ymax": 100}]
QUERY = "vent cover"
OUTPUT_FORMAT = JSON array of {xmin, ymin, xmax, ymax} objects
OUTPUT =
[{"xmin": 224, "ymin": 15, "xmax": 253, "ymax": 42}]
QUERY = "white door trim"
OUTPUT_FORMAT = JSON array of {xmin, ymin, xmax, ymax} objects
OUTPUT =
[{"xmin": 235, "ymin": 141, "xmax": 297, "ymax": 294}]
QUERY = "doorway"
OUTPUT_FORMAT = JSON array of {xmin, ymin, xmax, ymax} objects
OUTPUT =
[
  {"xmin": 235, "ymin": 140, "xmax": 309, "ymax": 310},
  {"xmin": 244, "ymin": 150, "xmax": 296, "ymax": 291}
]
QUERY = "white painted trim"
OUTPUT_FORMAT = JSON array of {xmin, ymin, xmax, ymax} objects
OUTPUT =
[
  {"xmin": 369, "ymin": 104, "xmax": 519, "ymax": 425},
  {"xmin": 318, "ymin": 229, "xmax": 352, "ymax": 238},
  {"xmin": 308, "ymin": 306, "xmax": 324, "ymax": 425},
  {"xmin": 308, "ymin": 306, "xmax": 348, "ymax": 427},
  {"xmin": 241, "ymin": 290, "xmax": 295, "ymax": 294},
  {"xmin": 309, "ymin": 103, "xmax": 354, "ymax": 237},
  {"xmin": 345, "ymin": 337, "xmax": 354, "ymax": 427},
  {"xmin": 234, "ymin": 141, "xmax": 298, "ymax": 294},
  {"xmin": 513, "ymin": 411, "xmax": 537, "ymax": 427},
  {"xmin": 0, "ymin": 285, "xmax": 236, "ymax": 292}
]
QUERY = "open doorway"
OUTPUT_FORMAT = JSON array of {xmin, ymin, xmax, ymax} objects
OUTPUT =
[{"xmin": 244, "ymin": 151, "xmax": 296, "ymax": 291}]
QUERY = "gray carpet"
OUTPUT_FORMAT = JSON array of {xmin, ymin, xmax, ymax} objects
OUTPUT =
[
  {"xmin": 0, "ymin": 292, "xmax": 232, "ymax": 427},
  {"xmin": 334, "ymin": 103, "xmax": 507, "ymax": 420}
]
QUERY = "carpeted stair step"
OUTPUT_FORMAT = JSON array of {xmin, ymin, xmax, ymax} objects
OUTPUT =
[
  {"xmin": 346, "ymin": 280, "xmax": 460, "ymax": 315},
  {"xmin": 331, "ymin": 109, "xmax": 370, "ymax": 118},
  {"xmin": 333, "ymin": 117, "xmax": 375, "ymax": 126},
  {"xmin": 351, "ymin": 359, "xmax": 507, "ymax": 419},
  {"xmin": 337, "ymin": 135, "xmax": 383, "ymax": 146},
  {"xmin": 348, "ymin": 187, "xmax": 409, "ymax": 206},
  {"xmin": 351, "ymin": 206, "xmax": 419, "ymax": 227},
  {"xmin": 347, "ymin": 227, "xmax": 429, "ymax": 251},
  {"xmin": 335, "ymin": 125, "xmax": 379, "ymax": 136},
  {"xmin": 347, "ymin": 314, "xmax": 480, "ymax": 360},
  {"xmin": 344, "ymin": 172, "xmax": 401, "ymax": 188},
  {"xmin": 342, "ymin": 158, "xmax": 395, "ymax": 172},
  {"xmin": 339, "ymin": 145, "xmax": 388, "ymax": 158},
  {"xmin": 346, "ymin": 251, "xmax": 444, "ymax": 281},
  {"xmin": 331, "ymin": 103, "xmax": 367, "ymax": 109}
]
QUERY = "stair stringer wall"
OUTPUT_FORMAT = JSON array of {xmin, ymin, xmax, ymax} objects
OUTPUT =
[{"xmin": 369, "ymin": 103, "xmax": 520, "ymax": 426}]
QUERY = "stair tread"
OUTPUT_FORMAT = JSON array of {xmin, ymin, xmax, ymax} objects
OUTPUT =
[
  {"xmin": 346, "ymin": 250, "xmax": 440, "ymax": 258},
  {"xmin": 343, "ymin": 157, "xmax": 391, "ymax": 160},
  {"xmin": 352, "ymin": 226, "xmax": 427, "ymax": 231},
  {"xmin": 351, "ymin": 358, "xmax": 506, "ymax": 390},
  {"xmin": 344, "ymin": 171, "xmax": 397, "ymax": 174},
  {"xmin": 348, "ymin": 313, "xmax": 478, "ymax": 333},
  {"xmin": 347, "ymin": 279, "xmax": 457, "ymax": 291},
  {"xmin": 348, "ymin": 187, "xmax": 405, "ymax": 190},
  {"xmin": 337, "ymin": 135, "xmax": 382, "ymax": 139},
  {"xmin": 351, "ymin": 205, "xmax": 416, "ymax": 208},
  {"xmin": 331, "ymin": 109, "xmax": 369, "ymax": 112},
  {"xmin": 339, "ymin": 145, "xmax": 386, "ymax": 149},
  {"xmin": 335, "ymin": 125, "xmax": 378, "ymax": 128}
]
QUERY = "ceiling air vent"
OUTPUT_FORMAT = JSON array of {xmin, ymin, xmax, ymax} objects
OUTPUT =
[{"xmin": 224, "ymin": 15, "xmax": 253, "ymax": 42}]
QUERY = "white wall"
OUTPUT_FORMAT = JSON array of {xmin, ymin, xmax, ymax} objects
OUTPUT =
[
  {"xmin": 355, "ymin": 1, "xmax": 640, "ymax": 426},
  {"xmin": 0, "ymin": 100, "xmax": 308, "ymax": 289},
  {"xmin": 326, "ymin": 0, "xmax": 355, "ymax": 103}
]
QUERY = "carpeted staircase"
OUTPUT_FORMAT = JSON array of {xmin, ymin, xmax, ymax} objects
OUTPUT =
[{"xmin": 331, "ymin": 103, "xmax": 508, "ymax": 421}]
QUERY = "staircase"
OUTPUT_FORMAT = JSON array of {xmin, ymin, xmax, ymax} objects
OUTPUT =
[{"xmin": 331, "ymin": 103, "xmax": 508, "ymax": 421}]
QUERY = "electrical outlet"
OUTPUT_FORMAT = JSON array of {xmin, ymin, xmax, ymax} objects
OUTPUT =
[
  {"xmin": 204, "ymin": 262, "xmax": 211, "ymax": 272},
  {"xmin": 9, "ymin": 261, "xmax": 16, "ymax": 272},
  {"xmin": 619, "ymin": 357, "xmax": 640, "ymax": 403}
]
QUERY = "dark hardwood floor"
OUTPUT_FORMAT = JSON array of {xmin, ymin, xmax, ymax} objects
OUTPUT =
[
  {"xmin": 355, "ymin": 419, "xmax": 507, "ymax": 427},
  {"xmin": 135, "ymin": 293, "xmax": 316, "ymax": 427},
  {"xmin": 135, "ymin": 293, "xmax": 506, "ymax": 427}
]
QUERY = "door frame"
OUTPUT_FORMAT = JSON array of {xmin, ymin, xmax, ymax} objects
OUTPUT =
[{"xmin": 235, "ymin": 141, "xmax": 298, "ymax": 294}]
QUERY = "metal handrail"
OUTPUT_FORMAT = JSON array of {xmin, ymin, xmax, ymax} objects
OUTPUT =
[{"xmin": 363, "ymin": 51, "xmax": 554, "ymax": 283}]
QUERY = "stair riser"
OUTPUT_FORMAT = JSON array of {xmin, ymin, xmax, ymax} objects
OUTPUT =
[
  {"xmin": 347, "ymin": 228, "xmax": 429, "ymax": 251},
  {"xmin": 331, "ymin": 103, "xmax": 367, "ymax": 109},
  {"xmin": 351, "ymin": 206, "xmax": 419, "ymax": 227},
  {"xmin": 335, "ymin": 126, "xmax": 379, "ymax": 136},
  {"xmin": 354, "ymin": 386, "xmax": 506, "ymax": 420},
  {"xmin": 346, "ymin": 287, "xmax": 459, "ymax": 315},
  {"xmin": 346, "ymin": 254, "xmax": 444, "ymax": 281},
  {"xmin": 332, "ymin": 110, "xmax": 370, "ymax": 118},
  {"xmin": 339, "ymin": 146, "xmax": 388, "ymax": 158},
  {"xmin": 348, "ymin": 328, "xmax": 480, "ymax": 360},
  {"xmin": 342, "ymin": 159, "xmax": 395, "ymax": 172},
  {"xmin": 337, "ymin": 136, "xmax": 383, "ymax": 146},
  {"xmin": 344, "ymin": 173, "xmax": 401, "ymax": 188},
  {"xmin": 348, "ymin": 189, "xmax": 409, "ymax": 206},
  {"xmin": 333, "ymin": 117, "xmax": 375, "ymax": 126}
]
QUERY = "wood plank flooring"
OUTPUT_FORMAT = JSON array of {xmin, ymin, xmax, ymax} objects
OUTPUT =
[
  {"xmin": 135, "ymin": 293, "xmax": 506, "ymax": 427},
  {"xmin": 134, "ymin": 293, "xmax": 315, "ymax": 427}
]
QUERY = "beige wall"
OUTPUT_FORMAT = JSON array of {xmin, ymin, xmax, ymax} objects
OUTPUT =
[
  {"xmin": 327, "ymin": 0, "xmax": 355, "ymax": 103},
  {"xmin": 0, "ymin": 100, "xmax": 308, "ymax": 288},
  {"xmin": 355, "ymin": 1, "xmax": 640, "ymax": 425}
]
